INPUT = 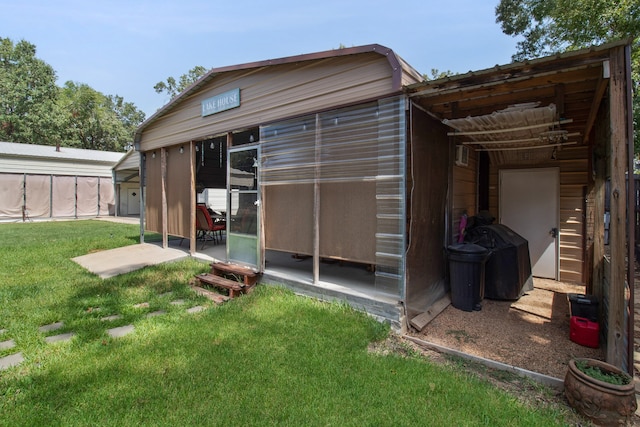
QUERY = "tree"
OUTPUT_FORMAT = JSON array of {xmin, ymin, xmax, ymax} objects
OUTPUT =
[
  {"xmin": 0, "ymin": 38, "xmax": 65, "ymax": 144},
  {"xmin": 423, "ymin": 68, "xmax": 456, "ymax": 81},
  {"xmin": 154, "ymin": 65, "xmax": 208, "ymax": 101},
  {"xmin": 0, "ymin": 37, "xmax": 145, "ymax": 151},
  {"xmin": 58, "ymin": 82, "xmax": 143, "ymax": 151},
  {"xmin": 495, "ymin": 0, "xmax": 640, "ymax": 152}
]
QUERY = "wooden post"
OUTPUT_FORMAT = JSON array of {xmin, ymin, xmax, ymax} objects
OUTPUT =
[
  {"xmin": 161, "ymin": 147, "xmax": 168, "ymax": 249},
  {"xmin": 624, "ymin": 44, "xmax": 635, "ymax": 375},
  {"xmin": 189, "ymin": 141, "xmax": 196, "ymax": 255},
  {"xmin": 606, "ymin": 46, "xmax": 627, "ymax": 367}
]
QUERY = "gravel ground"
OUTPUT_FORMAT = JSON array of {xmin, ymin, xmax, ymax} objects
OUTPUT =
[{"xmin": 408, "ymin": 278, "xmax": 604, "ymax": 380}]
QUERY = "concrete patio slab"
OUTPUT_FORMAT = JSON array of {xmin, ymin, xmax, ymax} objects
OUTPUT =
[
  {"xmin": 72, "ymin": 243, "xmax": 189, "ymax": 279},
  {"xmin": 0, "ymin": 352, "xmax": 23, "ymax": 370},
  {"xmin": 45, "ymin": 333, "xmax": 75, "ymax": 343},
  {"xmin": 38, "ymin": 322, "xmax": 63, "ymax": 333},
  {"xmin": 0, "ymin": 339, "xmax": 16, "ymax": 350},
  {"xmin": 108, "ymin": 325, "xmax": 134, "ymax": 338}
]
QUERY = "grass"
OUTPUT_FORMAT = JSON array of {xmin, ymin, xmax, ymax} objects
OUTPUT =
[{"xmin": 0, "ymin": 220, "xmax": 572, "ymax": 426}]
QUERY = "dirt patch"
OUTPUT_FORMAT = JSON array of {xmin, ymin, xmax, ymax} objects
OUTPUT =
[{"xmin": 408, "ymin": 279, "xmax": 603, "ymax": 380}]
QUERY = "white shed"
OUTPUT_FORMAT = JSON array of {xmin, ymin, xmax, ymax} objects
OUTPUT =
[{"xmin": 0, "ymin": 142, "xmax": 124, "ymax": 220}]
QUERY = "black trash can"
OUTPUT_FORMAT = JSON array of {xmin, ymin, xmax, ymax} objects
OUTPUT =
[
  {"xmin": 465, "ymin": 224, "xmax": 532, "ymax": 300},
  {"xmin": 447, "ymin": 243, "xmax": 489, "ymax": 312}
]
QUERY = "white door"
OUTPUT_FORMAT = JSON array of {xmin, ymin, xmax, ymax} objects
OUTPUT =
[
  {"xmin": 499, "ymin": 168, "xmax": 559, "ymax": 279},
  {"xmin": 127, "ymin": 188, "xmax": 140, "ymax": 215}
]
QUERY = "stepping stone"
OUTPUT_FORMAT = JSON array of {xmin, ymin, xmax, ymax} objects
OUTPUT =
[
  {"xmin": 159, "ymin": 292, "xmax": 173, "ymax": 298},
  {"xmin": 38, "ymin": 322, "xmax": 63, "ymax": 333},
  {"xmin": 133, "ymin": 302, "xmax": 149, "ymax": 309},
  {"xmin": 0, "ymin": 339, "xmax": 16, "ymax": 351},
  {"xmin": 100, "ymin": 314, "xmax": 123, "ymax": 322},
  {"xmin": 186, "ymin": 305, "xmax": 206, "ymax": 314},
  {"xmin": 170, "ymin": 299, "xmax": 185, "ymax": 305},
  {"xmin": 0, "ymin": 352, "xmax": 24, "ymax": 370},
  {"xmin": 146, "ymin": 310, "xmax": 166, "ymax": 318},
  {"xmin": 45, "ymin": 333, "xmax": 75, "ymax": 343},
  {"xmin": 108, "ymin": 325, "xmax": 134, "ymax": 338}
]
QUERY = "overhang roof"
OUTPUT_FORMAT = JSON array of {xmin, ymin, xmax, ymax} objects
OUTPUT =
[
  {"xmin": 135, "ymin": 44, "xmax": 421, "ymax": 143},
  {"xmin": 0, "ymin": 141, "xmax": 124, "ymax": 164},
  {"xmin": 407, "ymin": 39, "xmax": 631, "ymax": 164}
]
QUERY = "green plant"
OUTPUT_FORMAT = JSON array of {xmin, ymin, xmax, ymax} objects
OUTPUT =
[{"xmin": 575, "ymin": 360, "xmax": 632, "ymax": 385}]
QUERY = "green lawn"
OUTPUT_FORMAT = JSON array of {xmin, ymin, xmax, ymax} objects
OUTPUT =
[{"xmin": 0, "ymin": 220, "xmax": 571, "ymax": 426}]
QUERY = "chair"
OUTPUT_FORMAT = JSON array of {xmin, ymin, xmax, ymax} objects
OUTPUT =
[{"xmin": 196, "ymin": 205, "xmax": 216, "ymax": 249}]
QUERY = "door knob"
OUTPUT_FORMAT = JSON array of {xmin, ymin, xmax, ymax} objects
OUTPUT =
[{"xmin": 550, "ymin": 227, "xmax": 558, "ymax": 238}]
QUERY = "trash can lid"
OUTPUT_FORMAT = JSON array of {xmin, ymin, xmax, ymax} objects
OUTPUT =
[{"xmin": 447, "ymin": 243, "xmax": 489, "ymax": 254}]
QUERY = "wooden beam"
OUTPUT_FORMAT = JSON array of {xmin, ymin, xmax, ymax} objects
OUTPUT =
[
  {"xmin": 410, "ymin": 295, "xmax": 450, "ymax": 331},
  {"xmin": 583, "ymin": 61, "xmax": 610, "ymax": 144},
  {"xmin": 605, "ymin": 47, "xmax": 627, "ymax": 368}
]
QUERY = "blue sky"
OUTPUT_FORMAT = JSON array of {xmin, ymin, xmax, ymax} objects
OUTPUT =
[{"xmin": 1, "ymin": 0, "xmax": 520, "ymax": 118}]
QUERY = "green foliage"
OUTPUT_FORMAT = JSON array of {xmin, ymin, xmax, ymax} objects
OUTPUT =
[
  {"xmin": 58, "ymin": 82, "xmax": 144, "ymax": 151},
  {"xmin": 495, "ymin": 0, "xmax": 640, "ymax": 153},
  {"xmin": 0, "ymin": 221, "xmax": 570, "ymax": 426},
  {"xmin": 423, "ymin": 68, "xmax": 457, "ymax": 81},
  {"xmin": 575, "ymin": 360, "xmax": 632, "ymax": 385},
  {"xmin": 0, "ymin": 38, "xmax": 64, "ymax": 145},
  {"xmin": 154, "ymin": 65, "xmax": 207, "ymax": 101},
  {"xmin": 0, "ymin": 37, "xmax": 145, "ymax": 151}
]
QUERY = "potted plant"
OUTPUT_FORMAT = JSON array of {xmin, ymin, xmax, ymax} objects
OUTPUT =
[{"xmin": 564, "ymin": 358, "xmax": 637, "ymax": 425}]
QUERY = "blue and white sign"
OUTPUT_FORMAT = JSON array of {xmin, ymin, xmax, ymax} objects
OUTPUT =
[{"xmin": 201, "ymin": 88, "xmax": 240, "ymax": 117}]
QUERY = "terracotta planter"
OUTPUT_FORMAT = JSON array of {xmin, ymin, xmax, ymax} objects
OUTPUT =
[{"xmin": 564, "ymin": 358, "xmax": 637, "ymax": 425}]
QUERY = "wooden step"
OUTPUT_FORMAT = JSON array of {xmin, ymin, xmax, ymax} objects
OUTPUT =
[
  {"xmin": 189, "ymin": 284, "xmax": 230, "ymax": 304},
  {"xmin": 196, "ymin": 273, "xmax": 248, "ymax": 298},
  {"xmin": 210, "ymin": 262, "xmax": 259, "ymax": 286}
]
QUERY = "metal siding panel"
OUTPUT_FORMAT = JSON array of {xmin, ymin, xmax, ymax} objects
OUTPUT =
[
  {"xmin": 0, "ymin": 158, "xmax": 113, "ymax": 176},
  {"xmin": 139, "ymin": 55, "xmax": 396, "ymax": 151}
]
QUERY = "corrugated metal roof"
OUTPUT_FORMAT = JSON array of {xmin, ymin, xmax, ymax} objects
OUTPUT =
[
  {"xmin": 443, "ymin": 103, "xmax": 576, "ymax": 165},
  {"xmin": 0, "ymin": 142, "xmax": 124, "ymax": 164}
]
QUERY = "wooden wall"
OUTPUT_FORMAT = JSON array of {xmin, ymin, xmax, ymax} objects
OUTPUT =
[
  {"xmin": 488, "ymin": 145, "xmax": 589, "ymax": 284},
  {"xmin": 452, "ymin": 147, "xmax": 478, "ymax": 242}
]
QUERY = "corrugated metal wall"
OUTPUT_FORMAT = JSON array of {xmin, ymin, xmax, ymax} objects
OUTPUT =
[
  {"xmin": 260, "ymin": 96, "xmax": 406, "ymax": 295},
  {"xmin": 139, "ymin": 54, "xmax": 397, "ymax": 151}
]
